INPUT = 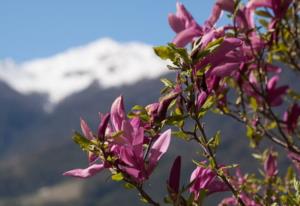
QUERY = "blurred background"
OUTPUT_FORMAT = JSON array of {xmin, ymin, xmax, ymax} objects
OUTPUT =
[{"xmin": 0, "ymin": 1, "xmax": 258, "ymax": 205}]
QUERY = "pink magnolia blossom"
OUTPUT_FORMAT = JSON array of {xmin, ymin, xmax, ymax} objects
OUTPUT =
[
  {"xmin": 247, "ymin": 0, "xmax": 292, "ymax": 20},
  {"xmin": 206, "ymin": 0, "xmax": 235, "ymax": 27},
  {"xmin": 283, "ymin": 103, "xmax": 300, "ymax": 133},
  {"xmin": 168, "ymin": 2, "xmax": 203, "ymax": 47},
  {"xmin": 264, "ymin": 151, "xmax": 278, "ymax": 177},
  {"xmin": 110, "ymin": 96, "xmax": 172, "ymax": 182},
  {"xmin": 63, "ymin": 164, "xmax": 105, "ymax": 179},
  {"xmin": 266, "ymin": 76, "xmax": 288, "ymax": 107},
  {"xmin": 64, "ymin": 96, "xmax": 172, "ymax": 182},
  {"xmin": 64, "ymin": 116, "xmax": 111, "ymax": 178},
  {"xmin": 219, "ymin": 193, "xmax": 262, "ymax": 206},
  {"xmin": 189, "ymin": 164, "xmax": 228, "ymax": 200},
  {"xmin": 196, "ymin": 91, "xmax": 208, "ymax": 110},
  {"xmin": 168, "ymin": 156, "xmax": 181, "ymax": 194}
]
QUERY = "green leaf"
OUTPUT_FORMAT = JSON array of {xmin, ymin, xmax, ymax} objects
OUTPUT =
[
  {"xmin": 259, "ymin": 19, "xmax": 269, "ymax": 28},
  {"xmin": 168, "ymin": 43, "xmax": 191, "ymax": 64},
  {"xmin": 124, "ymin": 182, "xmax": 135, "ymax": 189},
  {"xmin": 172, "ymin": 130, "xmax": 190, "ymax": 141},
  {"xmin": 140, "ymin": 197, "xmax": 149, "ymax": 204},
  {"xmin": 208, "ymin": 131, "xmax": 221, "ymax": 150},
  {"xmin": 255, "ymin": 10, "xmax": 273, "ymax": 18},
  {"xmin": 111, "ymin": 173, "xmax": 124, "ymax": 181},
  {"xmin": 160, "ymin": 78, "xmax": 174, "ymax": 88},
  {"xmin": 72, "ymin": 132, "xmax": 93, "ymax": 151},
  {"xmin": 153, "ymin": 46, "xmax": 175, "ymax": 60},
  {"xmin": 206, "ymin": 37, "xmax": 224, "ymax": 50},
  {"xmin": 249, "ymin": 97, "xmax": 258, "ymax": 111},
  {"xmin": 198, "ymin": 95, "xmax": 215, "ymax": 118},
  {"xmin": 246, "ymin": 126, "xmax": 262, "ymax": 148},
  {"xmin": 266, "ymin": 121, "xmax": 277, "ymax": 130}
]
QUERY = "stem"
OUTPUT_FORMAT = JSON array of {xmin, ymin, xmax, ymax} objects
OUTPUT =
[
  {"xmin": 192, "ymin": 116, "xmax": 246, "ymax": 206},
  {"xmin": 135, "ymin": 184, "xmax": 160, "ymax": 206}
]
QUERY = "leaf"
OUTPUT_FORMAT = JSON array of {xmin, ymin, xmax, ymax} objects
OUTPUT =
[
  {"xmin": 255, "ymin": 10, "xmax": 273, "ymax": 18},
  {"xmin": 206, "ymin": 37, "xmax": 224, "ymax": 50},
  {"xmin": 124, "ymin": 182, "xmax": 135, "ymax": 189},
  {"xmin": 249, "ymin": 97, "xmax": 258, "ymax": 111},
  {"xmin": 259, "ymin": 19, "xmax": 269, "ymax": 28},
  {"xmin": 72, "ymin": 132, "xmax": 93, "ymax": 151},
  {"xmin": 168, "ymin": 43, "xmax": 191, "ymax": 64},
  {"xmin": 246, "ymin": 126, "xmax": 262, "ymax": 148},
  {"xmin": 111, "ymin": 173, "xmax": 124, "ymax": 181},
  {"xmin": 208, "ymin": 131, "xmax": 221, "ymax": 150},
  {"xmin": 172, "ymin": 130, "xmax": 190, "ymax": 141},
  {"xmin": 153, "ymin": 46, "xmax": 175, "ymax": 60},
  {"xmin": 198, "ymin": 95, "xmax": 215, "ymax": 118},
  {"xmin": 160, "ymin": 78, "xmax": 174, "ymax": 88}
]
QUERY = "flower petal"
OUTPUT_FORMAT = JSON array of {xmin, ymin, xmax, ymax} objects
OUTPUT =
[
  {"xmin": 63, "ymin": 164, "xmax": 104, "ymax": 178},
  {"xmin": 111, "ymin": 96, "xmax": 126, "ymax": 131}
]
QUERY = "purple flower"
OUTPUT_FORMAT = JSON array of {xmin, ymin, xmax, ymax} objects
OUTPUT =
[
  {"xmin": 98, "ymin": 113, "xmax": 110, "ymax": 141},
  {"xmin": 264, "ymin": 151, "xmax": 278, "ymax": 177},
  {"xmin": 168, "ymin": 156, "xmax": 181, "ymax": 194},
  {"xmin": 205, "ymin": 0, "xmax": 235, "ymax": 27},
  {"xmin": 288, "ymin": 151, "xmax": 300, "ymax": 175},
  {"xmin": 110, "ymin": 96, "xmax": 172, "ymax": 182},
  {"xmin": 168, "ymin": 2, "xmax": 203, "ymax": 47},
  {"xmin": 63, "ymin": 164, "xmax": 105, "ymax": 179},
  {"xmin": 157, "ymin": 87, "xmax": 181, "ymax": 120},
  {"xmin": 219, "ymin": 193, "xmax": 262, "ymax": 206},
  {"xmin": 196, "ymin": 91, "xmax": 208, "ymax": 110},
  {"xmin": 64, "ymin": 118, "xmax": 109, "ymax": 178},
  {"xmin": 64, "ymin": 96, "xmax": 172, "ymax": 182},
  {"xmin": 189, "ymin": 164, "xmax": 228, "ymax": 200},
  {"xmin": 283, "ymin": 104, "xmax": 300, "ymax": 133},
  {"xmin": 266, "ymin": 76, "xmax": 288, "ymax": 107},
  {"xmin": 247, "ymin": 0, "xmax": 292, "ymax": 20}
]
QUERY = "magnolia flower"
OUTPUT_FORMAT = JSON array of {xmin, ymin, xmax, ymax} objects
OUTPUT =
[
  {"xmin": 64, "ymin": 96, "xmax": 172, "ymax": 182},
  {"xmin": 196, "ymin": 91, "xmax": 208, "ymax": 110},
  {"xmin": 247, "ymin": 0, "xmax": 292, "ymax": 20},
  {"xmin": 168, "ymin": 2, "xmax": 203, "ymax": 47},
  {"xmin": 63, "ymin": 116, "xmax": 110, "ymax": 178},
  {"xmin": 110, "ymin": 96, "xmax": 172, "ymax": 182},
  {"xmin": 189, "ymin": 164, "xmax": 228, "ymax": 200},
  {"xmin": 266, "ymin": 76, "xmax": 288, "ymax": 107},
  {"xmin": 264, "ymin": 151, "xmax": 278, "ymax": 177},
  {"xmin": 168, "ymin": 156, "xmax": 181, "ymax": 194},
  {"xmin": 283, "ymin": 103, "xmax": 300, "ymax": 133},
  {"xmin": 219, "ymin": 193, "xmax": 262, "ymax": 206},
  {"xmin": 206, "ymin": 0, "xmax": 235, "ymax": 27}
]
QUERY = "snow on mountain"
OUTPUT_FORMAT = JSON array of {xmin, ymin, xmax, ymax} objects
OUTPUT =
[{"xmin": 0, "ymin": 38, "xmax": 168, "ymax": 105}]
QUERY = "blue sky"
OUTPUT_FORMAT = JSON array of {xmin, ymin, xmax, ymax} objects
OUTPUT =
[{"xmin": 0, "ymin": 1, "xmax": 216, "ymax": 62}]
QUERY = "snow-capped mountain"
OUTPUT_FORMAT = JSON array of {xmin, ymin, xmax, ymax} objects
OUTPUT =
[{"xmin": 0, "ymin": 38, "xmax": 167, "ymax": 105}]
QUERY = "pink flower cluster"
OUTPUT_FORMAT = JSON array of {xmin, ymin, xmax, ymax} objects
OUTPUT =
[
  {"xmin": 168, "ymin": 0, "xmax": 300, "ymax": 132},
  {"xmin": 64, "ymin": 96, "xmax": 171, "ymax": 183}
]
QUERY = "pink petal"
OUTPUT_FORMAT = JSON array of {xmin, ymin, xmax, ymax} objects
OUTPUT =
[
  {"xmin": 168, "ymin": 13, "xmax": 185, "ymax": 33},
  {"xmin": 97, "ymin": 113, "xmax": 110, "ymax": 140},
  {"xmin": 111, "ymin": 96, "xmax": 126, "ymax": 131},
  {"xmin": 80, "ymin": 118, "xmax": 93, "ymax": 140},
  {"xmin": 210, "ymin": 62, "xmax": 240, "ymax": 77},
  {"xmin": 267, "ymin": 76, "xmax": 279, "ymax": 90},
  {"xmin": 151, "ymin": 129, "xmax": 171, "ymax": 157},
  {"xmin": 148, "ymin": 129, "xmax": 172, "ymax": 171},
  {"xmin": 63, "ymin": 164, "xmax": 104, "ymax": 178},
  {"xmin": 173, "ymin": 27, "xmax": 202, "ymax": 47}
]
